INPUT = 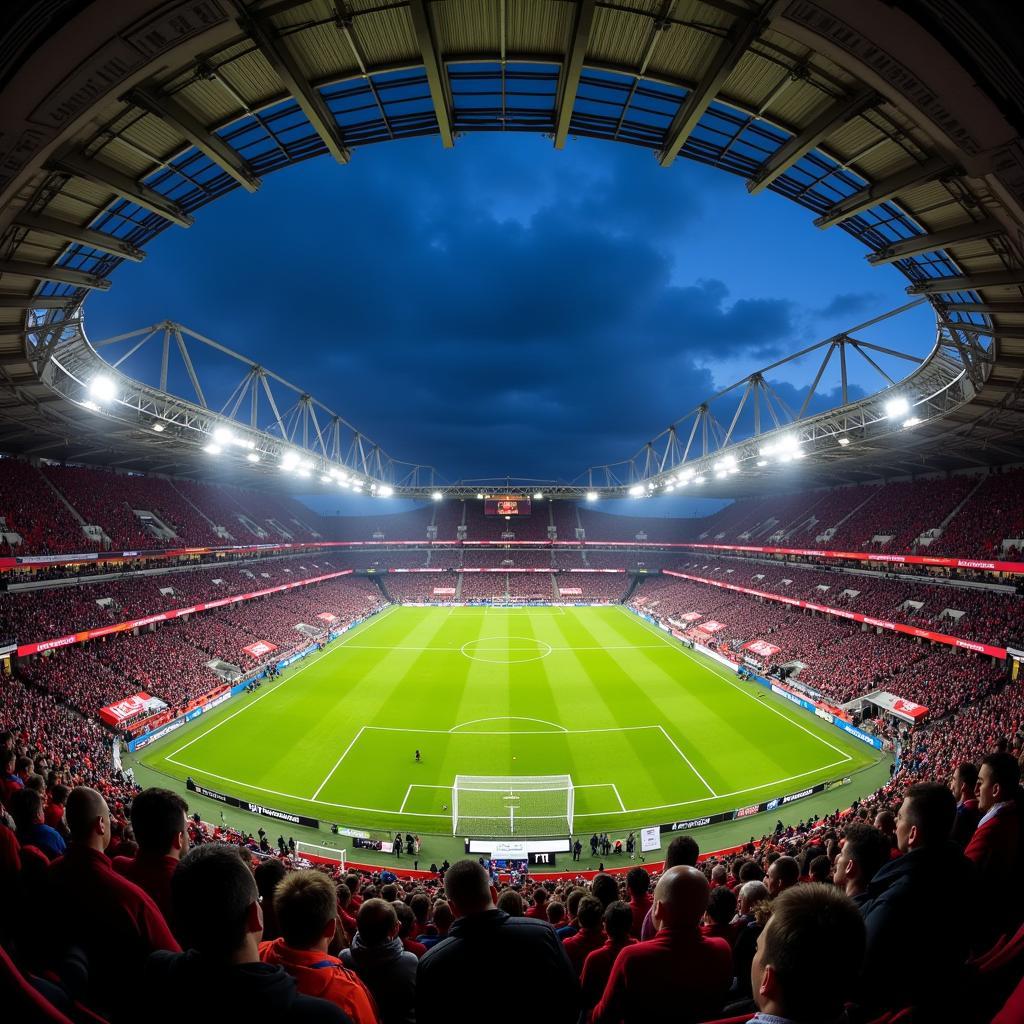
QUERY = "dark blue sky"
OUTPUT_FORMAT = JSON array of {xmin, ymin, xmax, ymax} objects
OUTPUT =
[{"xmin": 86, "ymin": 132, "xmax": 934, "ymax": 485}]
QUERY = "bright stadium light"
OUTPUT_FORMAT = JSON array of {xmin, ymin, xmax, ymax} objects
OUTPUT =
[
  {"xmin": 757, "ymin": 459, "xmax": 767, "ymax": 467},
  {"xmin": 280, "ymin": 450, "xmax": 299, "ymax": 470},
  {"xmin": 82, "ymin": 399, "xmax": 101, "ymax": 412},
  {"xmin": 585, "ymin": 491, "xmax": 598, "ymax": 501},
  {"xmin": 837, "ymin": 436, "xmax": 851, "ymax": 447},
  {"xmin": 476, "ymin": 492, "xmax": 484, "ymax": 499},
  {"xmin": 715, "ymin": 470, "xmax": 727, "ymax": 479},
  {"xmin": 300, "ymin": 458, "xmax": 314, "ymax": 471},
  {"xmin": 885, "ymin": 396, "xmax": 910, "ymax": 418},
  {"xmin": 903, "ymin": 416, "xmax": 921, "ymax": 428},
  {"xmin": 89, "ymin": 375, "xmax": 116, "ymax": 402},
  {"xmin": 320, "ymin": 474, "xmax": 331, "ymax": 483},
  {"xmin": 152, "ymin": 423, "xmax": 165, "ymax": 432},
  {"xmin": 204, "ymin": 443, "xmax": 222, "ymax": 455},
  {"xmin": 246, "ymin": 452, "xmax": 260, "ymax": 463},
  {"xmin": 793, "ymin": 449, "xmax": 806, "ymax": 459},
  {"xmin": 665, "ymin": 483, "xmax": 675, "ymax": 492},
  {"xmin": 297, "ymin": 468, "xmax": 311, "ymax": 478},
  {"xmin": 693, "ymin": 475, "xmax": 705, "ymax": 485},
  {"xmin": 212, "ymin": 425, "xmax": 234, "ymax": 445},
  {"xmin": 533, "ymin": 492, "xmax": 543, "ymax": 500},
  {"xmin": 432, "ymin": 491, "xmax": 443, "ymax": 501},
  {"xmin": 628, "ymin": 484, "xmax": 645, "ymax": 497},
  {"xmin": 714, "ymin": 454, "xmax": 737, "ymax": 472},
  {"xmin": 378, "ymin": 485, "xmax": 394, "ymax": 497}
]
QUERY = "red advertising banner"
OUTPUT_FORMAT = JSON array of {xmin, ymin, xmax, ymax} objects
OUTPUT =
[
  {"xmin": 243, "ymin": 640, "xmax": 278, "ymax": 658},
  {"xmin": 316, "ymin": 613, "xmax": 338, "ymax": 623},
  {"xmin": 433, "ymin": 587, "xmax": 457, "ymax": 595},
  {"xmin": 16, "ymin": 568, "xmax": 353, "ymax": 658},
  {"xmin": 559, "ymin": 587, "xmax": 583, "ymax": 595},
  {"xmin": 99, "ymin": 692, "xmax": 167, "ymax": 726},
  {"xmin": 679, "ymin": 612, "xmax": 703, "ymax": 622},
  {"xmin": 743, "ymin": 639, "xmax": 782, "ymax": 658},
  {"xmin": 664, "ymin": 570, "xmax": 1008, "ymax": 660},
  {"xmin": 700, "ymin": 621, "xmax": 726, "ymax": 633}
]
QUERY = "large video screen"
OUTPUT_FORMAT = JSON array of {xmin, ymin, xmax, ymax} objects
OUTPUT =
[{"xmin": 484, "ymin": 497, "xmax": 531, "ymax": 517}]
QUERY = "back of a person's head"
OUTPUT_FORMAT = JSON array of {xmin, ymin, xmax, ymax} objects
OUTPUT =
[
  {"xmin": 444, "ymin": 859, "xmax": 492, "ymax": 914},
  {"xmin": 50, "ymin": 783, "xmax": 70, "ymax": 805},
  {"xmin": 755, "ymin": 884, "xmax": 865, "ymax": 1021},
  {"xmin": 902, "ymin": 782, "xmax": 956, "ymax": 847},
  {"xmin": 255, "ymin": 857, "xmax": 287, "ymax": 902},
  {"xmin": 380, "ymin": 882, "xmax": 399, "ymax": 902},
  {"xmin": 603, "ymin": 900, "xmax": 633, "ymax": 941},
  {"xmin": 808, "ymin": 855, "xmax": 831, "ymax": 883},
  {"xmin": 274, "ymin": 869, "xmax": 337, "ymax": 949},
  {"xmin": 710, "ymin": 864, "xmax": 728, "ymax": 884},
  {"xmin": 547, "ymin": 900, "xmax": 565, "ymax": 924},
  {"xmin": 576, "ymin": 895, "xmax": 603, "ymax": 930},
  {"xmin": 356, "ymin": 898, "xmax": 398, "ymax": 946},
  {"xmin": 842, "ymin": 823, "xmax": 890, "ymax": 885},
  {"xmin": 496, "ymin": 888, "xmax": 524, "ymax": 916},
  {"xmin": 739, "ymin": 880, "xmax": 769, "ymax": 911},
  {"xmin": 626, "ymin": 866, "xmax": 650, "ymax": 898},
  {"xmin": 666, "ymin": 834, "xmax": 699, "ymax": 868},
  {"xmin": 982, "ymin": 751, "xmax": 1022, "ymax": 795},
  {"xmin": 410, "ymin": 891, "xmax": 431, "ymax": 923},
  {"xmin": 129, "ymin": 788, "xmax": 188, "ymax": 855},
  {"xmin": 9, "ymin": 787, "xmax": 43, "ymax": 832},
  {"xmin": 565, "ymin": 888, "xmax": 585, "ymax": 918},
  {"xmin": 955, "ymin": 762, "xmax": 978, "ymax": 795},
  {"xmin": 769, "ymin": 856, "xmax": 800, "ymax": 891},
  {"xmin": 172, "ymin": 844, "xmax": 258, "ymax": 958},
  {"xmin": 590, "ymin": 872, "xmax": 618, "ymax": 908},
  {"xmin": 432, "ymin": 901, "xmax": 453, "ymax": 931},
  {"xmin": 392, "ymin": 899, "xmax": 416, "ymax": 937},
  {"xmin": 706, "ymin": 883, "xmax": 737, "ymax": 925},
  {"xmin": 64, "ymin": 786, "xmax": 108, "ymax": 843},
  {"xmin": 738, "ymin": 859, "xmax": 764, "ymax": 883},
  {"xmin": 653, "ymin": 865, "xmax": 709, "ymax": 931}
]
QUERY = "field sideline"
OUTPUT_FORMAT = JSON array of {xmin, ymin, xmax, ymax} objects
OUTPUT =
[{"xmin": 139, "ymin": 605, "xmax": 879, "ymax": 835}]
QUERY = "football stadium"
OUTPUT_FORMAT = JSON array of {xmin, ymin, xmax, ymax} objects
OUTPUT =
[{"xmin": 1, "ymin": 2, "xmax": 1023, "ymax": 1022}]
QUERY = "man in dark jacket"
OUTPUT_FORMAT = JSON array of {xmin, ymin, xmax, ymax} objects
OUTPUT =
[
  {"xmin": 146, "ymin": 844, "xmax": 349, "ymax": 1023},
  {"xmin": 417, "ymin": 859, "xmax": 578, "ymax": 1024},
  {"xmin": 858, "ymin": 783, "xmax": 977, "ymax": 1018}
]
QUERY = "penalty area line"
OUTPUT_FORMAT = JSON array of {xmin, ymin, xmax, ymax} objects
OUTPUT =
[
  {"xmin": 312, "ymin": 726, "xmax": 366, "ymax": 800},
  {"xmin": 657, "ymin": 725, "xmax": 717, "ymax": 796}
]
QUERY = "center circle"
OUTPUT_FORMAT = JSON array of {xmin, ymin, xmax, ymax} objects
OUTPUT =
[{"xmin": 460, "ymin": 636, "xmax": 553, "ymax": 664}]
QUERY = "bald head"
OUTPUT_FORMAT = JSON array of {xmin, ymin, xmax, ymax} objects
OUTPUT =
[
  {"xmin": 652, "ymin": 865, "xmax": 709, "ymax": 932},
  {"xmin": 65, "ymin": 786, "xmax": 110, "ymax": 848}
]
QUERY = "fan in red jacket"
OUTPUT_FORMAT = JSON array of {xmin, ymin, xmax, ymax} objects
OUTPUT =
[
  {"xmin": 563, "ymin": 895, "xmax": 606, "ymax": 976},
  {"xmin": 580, "ymin": 901, "xmax": 636, "ymax": 1015},
  {"xmin": 592, "ymin": 867, "xmax": 731, "ymax": 1024}
]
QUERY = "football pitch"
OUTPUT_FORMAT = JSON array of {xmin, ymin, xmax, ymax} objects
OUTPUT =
[{"xmin": 141, "ymin": 605, "xmax": 879, "ymax": 835}]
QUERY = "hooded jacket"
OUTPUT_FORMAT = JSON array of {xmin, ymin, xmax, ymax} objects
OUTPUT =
[
  {"xmin": 260, "ymin": 938, "xmax": 379, "ymax": 1024},
  {"xmin": 340, "ymin": 934, "xmax": 417, "ymax": 1024},
  {"xmin": 147, "ymin": 949, "xmax": 350, "ymax": 1023}
]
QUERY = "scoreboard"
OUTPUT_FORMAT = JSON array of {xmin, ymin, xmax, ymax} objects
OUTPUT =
[{"xmin": 484, "ymin": 496, "xmax": 531, "ymax": 517}]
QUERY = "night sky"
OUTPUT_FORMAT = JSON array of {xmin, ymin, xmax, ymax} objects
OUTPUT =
[{"xmin": 85, "ymin": 132, "xmax": 935, "ymax": 489}]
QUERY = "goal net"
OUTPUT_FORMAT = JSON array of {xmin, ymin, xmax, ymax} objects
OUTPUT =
[
  {"xmin": 452, "ymin": 775, "xmax": 574, "ymax": 836},
  {"xmin": 295, "ymin": 841, "xmax": 347, "ymax": 869}
]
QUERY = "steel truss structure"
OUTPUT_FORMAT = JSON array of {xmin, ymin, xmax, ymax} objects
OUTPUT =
[{"xmin": 0, "ymin": 1, "xmax": 1023, "ymax": 498}]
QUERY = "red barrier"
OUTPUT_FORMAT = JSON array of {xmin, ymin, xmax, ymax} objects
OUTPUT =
[{"xmin": 664, "ymin": 570, "xmax": 1008, "ymax": 659}]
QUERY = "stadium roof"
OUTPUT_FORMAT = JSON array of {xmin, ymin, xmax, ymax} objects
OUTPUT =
[{"xmin": 0, "ymin": 0, "xmax": 1023, "ymax": 498}]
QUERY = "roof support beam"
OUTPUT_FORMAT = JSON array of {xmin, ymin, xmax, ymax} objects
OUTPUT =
[
  {"xmin": 747, "ymin": 89, "xmax": 876, "ymax": 194},
  {"xmin": 240, "ymin": 8, "xmax": 351, "ymax": 163},
  {"xmin": 866, "ymin": 218, "xmax": 1004, "ymax": 265},
  {"xmin": 0, "ymin": 260, "xmax": 111, "ymax": 291},
  {"xmin": 944, "ymin": 321, "xmax": 1024, "ymax": 340},
  {"xmin": 941, "ymin": 301, "xmax": 1024, "ymax": 314},
  {"xmin": 906, "ymin": 268, "xmax": 1024, "ymax": 295},
  {"xmin": 553, "ymin": 0, "xmax": 597, "ymax": 148},
  {"xmin": 0, "ymin": 295, "xmax": 80, "ymax": 310},
  {"xmin": 13, "ymin": 212, "xmax": 146, "ymax": 262},
  {"xmin": 49, "ymin": 151, "xmax": 194, "ymax": 228},
  {"xmin": 814, "ymin": 155, "xmax": 954, "ymax": 229},
  {"xmin": 658, "ymin": 4, "xmax": 777, "ymax": 168},
  {"xmin": 129, "ymin": 87, "xmax": 261, "ymax": 193},
  {"xmin": 408, "ymin": 0, "xmax": 454, "ymax": 147}
]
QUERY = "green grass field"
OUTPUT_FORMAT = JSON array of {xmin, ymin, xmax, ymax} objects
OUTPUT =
[{"xmin": 140, "ymin": 605, "xmax": 878, "ymax": 836}]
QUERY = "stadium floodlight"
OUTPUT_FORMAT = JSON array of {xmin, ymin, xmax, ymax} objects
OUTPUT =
[
  {"xmin": 280, "ymin": 450, "xmax": 299, "ymax": 470},
  {"xmin": 476, "ymin": 492, "xmax": 484, "ymax": 499},
  {"xmin": 837, "ymin": 436, "xmax": 851, "ymax": 446},
  {"xmin": 246, "ymin": 452, "xmax": 260, "ymax": 463},
  {"xmin": 300, "ymin": 458, "xmax": 314, "ymax": 471},
  {"xmin": 693, "ymin": 475, "xmax": 705, "ymax": 485},
  {"xmin": 793, "ymin": 449, "xmax": 806, "ymax": 459},
  {"xmin": 378, "ymin": 485, "xmax": 394, "ymax": 497},
  {"xmin": 628, "ymin": 484, "xmax": 645, "ymax": 497},
  {"xmin": 903, "ymin": 416, "xmax": 921, "ymax": 428},
  {"xmin": 714, "ymin": 454, "xmax": 737, "ymax": 472},
  {"xmin": 204, "ymin": 442, "xmax": 222, "ymax": 455},
  {"xmin": 585, "ymin": 491, "xmax": 598, "ymax": 501},
  {"xmin": 715, "ymin": 470, "xmax": 726, "ymax": 479},
  {"xmin": 212, "ymin": 425, "xmax": 234, "ymax": 445},
  {"xmin": 533, "ymin": 492, "xmax": 543, "ymax": 500},
  {"xmin": 152, "ymin": 423, "xmax": 165, "ymax": 432},
  {"xmin": 885, "ymin": 396, "xmax": 910, "ymax": 418},
  {"xmin": 665, "ymin": 483, "xmax": 675, "ymax": 492},
  {"xmin": 320, "ymin": 474, "xmax": 331, "ymax": 483},
  {"xmin": 757, "ymin": 459, "xmax": 767, "ymax": 467},
  {"xmin": 89, "ymin": 375, "xmax": 116, "ymax": 402},
  {"xmin": 82, "ymin": 399, "xmax": 101, "ymax": 412},
  {"xmin": 432, "ymin": 491, "xmax": 443, "ymax": 501},
  {"xmin": 297, "ymin": 468, "xmax": 311, "ymax": 478}
]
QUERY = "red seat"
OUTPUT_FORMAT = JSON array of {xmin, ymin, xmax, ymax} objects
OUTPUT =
[
  {"xmin": 0, "ymin": 945, "xmax": 74, "ymax": 1024},
  {"xmin": 993, "ymin": 973, "xmax": 1024, "ymax": 1024}
]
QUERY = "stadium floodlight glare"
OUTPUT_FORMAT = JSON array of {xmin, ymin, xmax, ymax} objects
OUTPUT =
[
  {"xmin": 378, "ymin": 485, "xmax": 394, "ymax": 497},
  {"xmin": 837, "ymin": 436, "xmax": 851, "ymax": 447},
  {"xmin": 757, "ymin": 459, "xmax": 767, "ymax": 467},
  {"xmin": 212, "ymin": 426, "xmax": 234, "ymax": 445},
  {"xmin": 533, "ymin": 492, "xmax": 543, "ymax": 500},
  {"xmin": 152, "ymin": 423, "xmax": 165, "ymax": 432},
  {"xmin": 793, "ymin": 449, "xmax": 806, "ymax": 459},
  {"xmin": 693, "ymin": 475, "xmax": 705, "ymax": 485},
  {"xmin": 280, "ymin": 450, "xmax": 299, "ymax": 470},
  {"xmin": 476, "ymin": 492, "xmax": 484, "ymax": 499},
  {"xmin": 432, "ymin": 491, "xmax": 443, "ymax": 501},
  {"xmin": 585, "ymin": 491, "xmax": 598, "ymax": 501},
  {"xmin": 89, "ymin": 375, "xmax": 116, "ymax": 402},
  {"xmin": 628, "ymin": 484, "xmax": 645, "ymax": 497},
  {"xmin": 665, "ymin": 483, "xmax": 676, "ymax": 492},
  {"xmin": 714, "ymin": 470, "xmax": 727, "ymax": 479},
  {"xmin": 885, "ymin": 396, "xmax": 910, "ymax": 418},
  {"xmin": 300, "ymin": 458, "xmax": 314, "ymax": 471},
  {"xmin": 82, "ymin": 399, "xmax": 101, "ymax": 412},
  {"xmin": 297, "ymin": 468, "xmax": 311, "ymax": 478},
  {"xmin": 903, "ymin": 416, "xmax": 922, "ymax": 428},
  {"xmin": 714, "ymin": 454, "xmax": 737, "ymax": 472},
  {"xmin": 320, "ymin": 474, "xmax": 331, "ymax": 483},
  {"xmin": 246, "ymin": 452, "xmax": 260, "ymax": 463},
  {"xmin": 204, "ymin": 443, "xmax": 222, "ymax": 455}
]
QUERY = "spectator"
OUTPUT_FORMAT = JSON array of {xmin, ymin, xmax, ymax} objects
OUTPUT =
[
  {"xmin": 255, "ymin": 858, "xmax": 289, "ymax": 942},
  {"xmin": 147, "ymin": 844, "xmax": 347, "ymax": 1022},
  {"xmin": 392, "ymin": 900, "xmax": 427, "ymax": 958},
  {"xmin": 495, "ymin": 887, "xmax": 523, "ymax": 916},
  {"xmin": 557, "ymin": 888, "xmax": 585, "ymax": 939},
  {"xmin": 417, "ymin": 859, "xmax": 578, "ymax": 1024},
  {"xmin": 563, "ymin": 895, "xmax": 606, "ymax": 976},
  {"xmin": 859, "ymin": 782, "xmax": 976, "ymax": 1016},
  {"xmin": 113, "ymin": 787, "xmax": 189, "ymax": 926},
  {"xmin": 45, "ymin": 786, "xmax": 179, "ymax": 1014},
  {"xmin": 640, "ymin": 835, "xmax": 699, "ymax": 939},
  {"xmin": 260, "ymin": 870, "xmax": 379, "ymax": 1024},
  {"xmin": 766, "ymin": 855, "xmax": 799, "ymax": 897},
  {"xmin": 731, "ymin": 880, "xmax": 771, "ymax": 1001},
  {"xmin": 420, "ymin": 902, "xmax": 452, "ymax": 949},
  {"xmin": 340, "ymin": 899, "xmax": 416, "ymax": 1024},
  {"xmin": 625, "ymin": 866, "xmax": 651, "ymax": 938},
  {"xmin": 592, "ymin": 866, "xmax": 731, "ymax": 1024},
  {"xmin": 526, "ymin": 886, "xmax": 549, "ymax": 919},
  {"xmin": 44, "ymin": 783, "xmax": 69, "ymax": 834},
  {"xmin": 547, "ymin": 900, "xmax": 566, "ymax": 928},
  {"xmin": 9, "ymin": 788, "xmax": 65, "ymax": 861},
  {"xmin": 581, "ymin": 901, "xmax": 636, "ymax": 1012},
  {"xmin": 409, "ymin": 892, "xmax": 435, "ymax": 940},
  {"xmin": 749, "ymin": 885, "xmax": 866, "ymax": 1024},
  {"xmin": 950, "ymin": 762, "xmax": 981, "ymax": 848},
  {"xmin": 701, "ymin": 884, "xmax": 737, "ymax": 943},
  {"xmin": 590, "ymin": 872, "xmax": 619, "ymax": 909},
  {"xmin": 831, "ymin": 823, "xmax": 891, "ymax": 904}
]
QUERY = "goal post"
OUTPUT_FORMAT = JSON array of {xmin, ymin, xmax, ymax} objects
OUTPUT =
[
  {"xmin": 295, "ymin": 841, "xmax": 347, "ymax": 869},
  {"xmin": 452, "ymin": 775, "xmax": 574, "ymax": 836}
]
